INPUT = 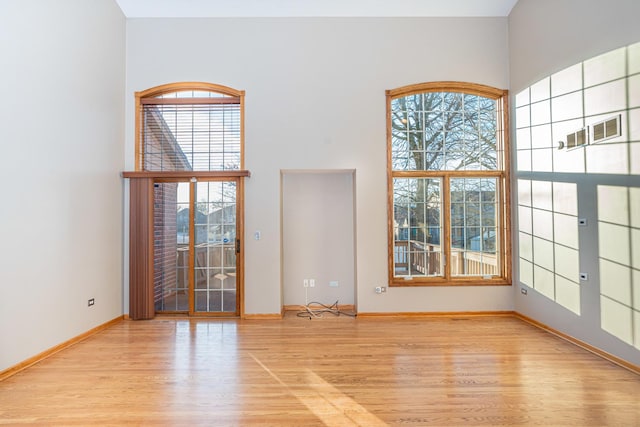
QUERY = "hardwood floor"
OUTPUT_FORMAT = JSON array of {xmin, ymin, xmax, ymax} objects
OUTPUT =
[{"xmin": 1, "ymin": 314, "xmax": 639, "ymax": 426}]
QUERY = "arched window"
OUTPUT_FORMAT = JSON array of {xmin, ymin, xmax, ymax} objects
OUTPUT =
[
  {"xmin": 136, "ymin": 82, "xmax": 244, "ymax": 172},
  {"xmin": 386, "ymin": 82, "xmax": 511, "ymax": 286}
]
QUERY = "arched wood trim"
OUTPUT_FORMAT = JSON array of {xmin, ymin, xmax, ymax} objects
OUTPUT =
[
  {"xmin": 136, "ymin": 81, "xmax": 245, "ymax": 99},
  {"xmin": 386, "ymin": 81, "xmax": 506, "ymax": 100}
]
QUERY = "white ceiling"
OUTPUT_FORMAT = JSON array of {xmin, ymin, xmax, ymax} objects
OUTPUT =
[{"xmin": 114, "ymin": 0, "xmax": 519, "ymax": 18}]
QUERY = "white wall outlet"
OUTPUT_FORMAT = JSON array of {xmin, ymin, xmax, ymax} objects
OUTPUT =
[
  {"xmin": 303, "ymin": 279, "xmax": 309, "ymax": 288},
  {"xmin": 309, "ymin": 279, "xmax": 315, "ymax": 287},
  {"xmin": 254, "ymin": 231, "xmax": 261, "ymax": 240}
]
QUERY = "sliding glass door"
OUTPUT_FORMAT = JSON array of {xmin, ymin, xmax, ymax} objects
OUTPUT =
[{"xmin": 154, "ymin": 179, "xmax": 240, "ymax": 316}]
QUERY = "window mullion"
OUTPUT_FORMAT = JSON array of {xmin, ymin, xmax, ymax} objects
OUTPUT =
[{"xmin": 442, "ymin": 176, "xmax": 452, "ymax": 281}]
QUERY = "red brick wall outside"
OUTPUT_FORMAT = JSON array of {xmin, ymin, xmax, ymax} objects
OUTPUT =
[{"xmin": 153, "ymin": 182, "xmax": 179, "ymax": 308}]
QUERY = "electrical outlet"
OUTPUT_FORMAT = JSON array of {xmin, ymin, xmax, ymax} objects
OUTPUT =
[
  {"xmin": 309, "ymin": 279, "xmax": 315, "ymax": 288},
  {"xmin": 303, "ymin": 279, "xmax": 309, "ymax": 288},
  {"xmin": 375, "ymin": 286, "xmax": 387, "ymax": 294},
  {"xmin": 521, "ymin": 288, "xmax": 527, "ymax": 295},
  {"xmin": 88, "ymin": 298, "xmax": 95, "ymax": 307},
  {"xmin": 579, "ymin": 272, "xmax": 589, "ymax": 281}
]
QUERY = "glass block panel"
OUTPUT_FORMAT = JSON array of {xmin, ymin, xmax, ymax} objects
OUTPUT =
[
  {"xmin": 532, "ymin": 208, "xmax": 554, "ymax": 241},
  {"xmin": 520, "ymin": 259, "xmax": 533, "ymax": 286},
  {"xmin": 553, "ymin": 182, "xmax": 578, "ymax": 216},
  {"xmin": 534, "ymin": 265, "xmax": 555, "ymax": 299},
  {"xmin": 555, "ymin": 275, "xmax": 580, "ymax": 315},
  {"xmin": 516, "ymin": 105, "xmax": 530, "ymax": 128},
  {"xmin": 601, "ymin": 296, "xmax": 633, "ymax": 345},
  {"xmin": 551, "ymin": 91, "xmax": 583, "ymax": 122},
  {"xmin": 583, "ymin": 47, "xmax": 626, "ymax": 87},
  {"xmin": 631, "ymin": 188, "xmax": 640, "ymax": 228},
  {"xmin": 584, "ymin": 79, "xmax": 627, "ymax": 117},
  {"xmin": 531, "ymin": 148, "xmax": 553, "ymax": 172},
  {"xmin": 634, "ymin": 270, "xmax": 640, "ymax": 309},
  {"xmin": 635, "ymin": 311, "xmax": 640, "ymax": 350},
  {"xmin": 530, "ymin": 77, "xmax": 550, "ymax": 103},
  {"xmin": 551, "ymin": 63, "xmax": 583, "ymax": 97},
  {"xmin": 632, "ymin": 228, "xmax": 640, "ymax": 270},
  {"xmin": 599, "ymin": 222, "xmax": 631, "ymax": 265},
  {"xmin": 597, "ymin": 185, "xmax": 629, "ymax": 226},
  {"xmin": 552, "ymin": 146, "xmax": 585, "ymax": 173},
  {"xmin": 531, "ymin": 180, "xmax": 553, "ymax": 211},
  {"xmin": 629, "ymin": 41, "xmax": 640, "ymax": 74},
  {"xmin": 519, "ymin": 232, "xmax": 533, "ymax": 261},
  {"xmin": 533, "ymin": 236, "xmax": 554, "ymax": 271},
  {"xmin": 517, "ymin": 149, "xmax": 532, "ymax": 172},
  {"xmin": 531, "ymin": 100, "xmax": 551, "ymax": 126},
  {"xmin": 554, "ymin": 244, "xmax": 579, "ymax": 282},
  {"xmin": 600, "ymin": 259, "xmax": 632, "ymax": 305},
  {"xmin": 518, "ymin": 206, "xmax": 532, "ymax": 234},
  {"xmin": 553, "ymin": 213, "xmax": 579, "ymax": 249},
  {"xmin": 586, "ymin": 142, "xmax": 628, "ymax": 175},
  {"xmin": 531, "ymin": 124, "xmax": 552, "ymax": 149},
  {"xmin": 515, "ymin": 88, "xmax": 530, "ymax": 107},
  {"xmin": 632, "ymin": 142, "xmax": 640, "ymax": 176},
  {"xmin": 516, "ymin": 128, "xmax": 531, "ymax": 150},
  {"xmin": 629, "ymin": 74, "xmax": 640, "ymax": 108}
]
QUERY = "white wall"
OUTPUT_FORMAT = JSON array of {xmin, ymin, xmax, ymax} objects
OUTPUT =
[
  {"xmin": 282, "ymin": 171, "xmax": 356, "ymax": 307},
  {"xmin": 125, "ymin": 17, "xmax": 512, "ymax": 315},
  {"xmin": 509, "ymin": 0, "xmax": 640, "ymax": 365},
  {"xmin": 0, "ymin": 0, "xmax": 125, "ymax": 371}
]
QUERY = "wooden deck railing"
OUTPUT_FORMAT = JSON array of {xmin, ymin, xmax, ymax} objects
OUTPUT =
[{"xmin": 395, "ymin": 240, "xmax": 497, "ymax": 276}]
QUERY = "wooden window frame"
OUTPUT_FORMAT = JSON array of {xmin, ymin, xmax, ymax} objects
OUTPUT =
[{"xmin": 386, "ymin": 81, "xmax": 512, "ymax": 287}]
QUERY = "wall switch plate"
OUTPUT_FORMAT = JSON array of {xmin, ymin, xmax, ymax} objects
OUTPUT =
[
  {"xmin": 579, "ymin": 272, "xmax": 589, "ymax": 281},
  {"xmin": 88, "ymin": 298, "xmax": 95, "ymax": 306},
  {"xmin": 578, "ymin": 218, "xmax": 588, "ymax": 226}
]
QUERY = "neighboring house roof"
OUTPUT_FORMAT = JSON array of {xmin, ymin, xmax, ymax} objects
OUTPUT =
[{"xmin": 145, "ymin": 106, "xmax": 192, "ymax": 170}]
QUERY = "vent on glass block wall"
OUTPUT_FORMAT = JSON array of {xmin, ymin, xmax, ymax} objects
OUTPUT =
[
  {"xmin": 592, "ymin": 114, "xmax": 622, "ymax": 143},
  {"xmin": 565, "ymin": 128, "xmax": 588, "ymax": 150}
]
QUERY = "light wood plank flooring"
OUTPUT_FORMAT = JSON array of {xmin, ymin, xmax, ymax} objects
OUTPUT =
[{"xmin": 1, "ymin": 314, "xmax": 639, "ymax": 426}]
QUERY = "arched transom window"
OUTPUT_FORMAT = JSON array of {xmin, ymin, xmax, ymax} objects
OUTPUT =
[{"xmin": 136, "ymin": 82, "xmax": 244, "ymax": 172}]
